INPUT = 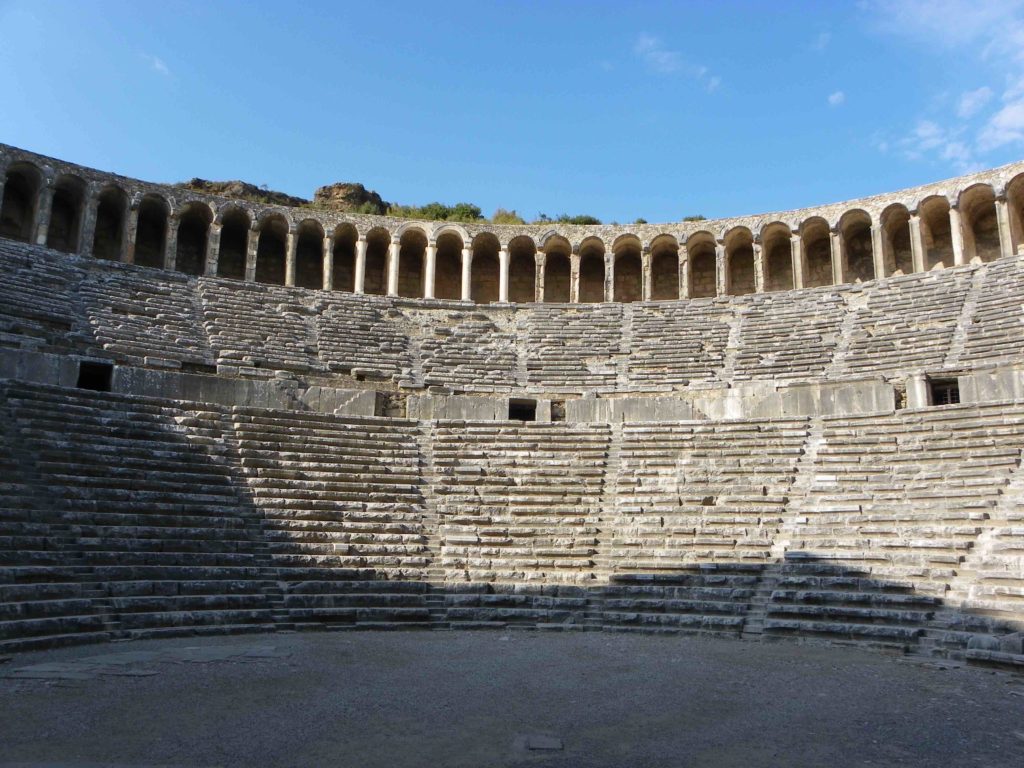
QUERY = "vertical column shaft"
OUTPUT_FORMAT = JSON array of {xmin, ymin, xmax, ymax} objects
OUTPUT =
[
  {"xmin": 498, "ymin": 247, "xmax": 509, "ymax": 303},
  {"xmin": 604, "ymin": 251, "xmax": 614, "ymax": 302},
  {"xmin": 285, "ymin": 232, "xmax": 298, "ymax": 286},
  {"xmin": 830, "ymin": 230, "xmax": 845, "ymax": 285},
  {"xmin": 715, "ymin": 243, "xmax": 726, "ymax": 296},
  {"xmin": 244, "ymin": 227, "xmax": 259, "ymax": 281},
  {"xmin": 460, "ymin": 246, "xmax": 472, "ymax": 301},
  {"xmin": 569, "ymin": 253, "xmax": 581, "ymax": 303},
  {"xmin": 205, "ymin": 222, "xmax": 222, "ymax": 276},
  {"xmin": 322, "ymin": 235, "xmax": 335, "ymax": 290},
  {"xmin": 870, "ymin": 224, "xmax": 885, "ymax": 280},
  {"xmin": 387, "ymin": 240, "xmax": 400, "ymax": 296},
  {"xmin": 163, "ymin": 215, "xmax": 178, "ymax": 271},
  {"xmin": 752, "ymin": 243, "xmax": 764, "ymax": 293},
  {"xmin": 33, "ymin": 184, "xmax": 55, "ymax": 246},
  {"xmin": 123, "ymin": 205, "xmax": 139, "ymax": 264},
  {"xmin": 424, "ymin": 244, "xmax": 437, "ymax": 298},
  {"xmin": 535, "ymin": 252, "xmax": 546, "ymax": 302},
  {"xmin": 641, "ymin": 251, "xmax": 653, "ymax": 301},
  {"xmin": 679, "ymin": 245, "xmax": 690, "ymax": 298},
  {"xmin": 790, "ymin": 235, "xmax": 805, "ymax": 289},
  {"xmin": 949, "ymin": 206, "xmax": 965, "ymax": 266},
  {"xmin": 996, "ymin": 198, "xmax": 1014, "ymax": 258},
  {"xmin": 78, "ymin": 193, "xmax": 99, "ymax": 259},
  {"xmin": 354, "ymin": 237, "xmax": 367, "ymax": 293},
  {"xmin": 909, "ymin": 214, "xmax": 925, "ymax": 273}
]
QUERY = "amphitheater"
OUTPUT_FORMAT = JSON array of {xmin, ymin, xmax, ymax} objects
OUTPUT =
[{"xmin": 2, "ymin": 141, "xmax": 1024, "ymax": 763}]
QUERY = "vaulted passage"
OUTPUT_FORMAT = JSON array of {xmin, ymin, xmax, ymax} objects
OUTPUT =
[
  {"xmin": 176, "ymin": 203, "xmax": 212, "ymax": 276},
  {"xmin": 689, "ymin": 234, "xmax": 717, "ymax": 298},
  {"xmin": 650, "ymin": 236, "xmax": 679, "ymax": 300},
  {"xmin": 217, "ymin": 209, "xmax": 250, "ymax": 280},
  {"xmin": 92, "ymin": 186, "xmax": 126, "ymax": 261},
  {"xmin": 434, "ymin": 232, "xmax": 462, "ymax": 300},
  {"xmin": 763, "ymin": 225, "xmax": 793, "ymax": 292},
  {"xmin": 841, "ymin": 211, "xmax": 874, "ymax": 283},
  {"xmin": 46, "ymin": 177, "xmax": 84, "ymax": 253},
  {"xmin": 544, "ymin": 252, "xmax": 570, "ymax": 303},
  {"xmin": 802, "ymin": 218, "xmax": 832, "ymax": 288},
  {"xmin": 134, "ymin": 196, "xmax": 169, "ymax": 269},
  {"xmin": 578, "ymin": 239, "xmax": 605, "ymax": 303},
  {"xmin": 508, "ymin": 236, "xmax": 536, "ymax": 303},
  {"xmin": 613, "ymin": 238, "xmax": 642, "ymax": 303},
  {"xmin": 295, "ymin": 220, "xmax": 324, "ymax": 289},
  {"xmin": 255, "ymin": 215, "xmax": 287, "ymax": 285},
  {"xmin": 882, "ymin": 205, "xmax": 913, "ymax": 276},
  {"xmin": 960, "ymin": 185, "xmax": 1001, "ymax": 263},
  {"xmin": 920, "ymin": 197, "xmax": 953, "ymax": 269},
  {"xmin": 0, "ymin": 165, "xmax": 40, "ymax": 242},
  {"xmin": 398, "ymin": 228, "xmax": 425, "ymax": 298},
  {"xmin": 726, "ymin": 229, "xmax": 755, "ymax": 296},
  {"xmin": 332, "ymin": 224, "xmax": 357, "ymax": 292},
  {"xmin": 364, "ymin": 228, "xmax": 389, "ymax": 295},
  {"xmin": 472, "ymin": 233, "xmax": 500, "ymax": 304}
]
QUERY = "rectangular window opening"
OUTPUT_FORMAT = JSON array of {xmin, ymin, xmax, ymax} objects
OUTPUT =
[
  {"xmin": 509, "ymin": 398, "xmax": 537, "ymax": 422},
  {"xmin": 77, "ymin": 361, "xmax": 113, "ymax": 392},
  {"xmin": 930, "ymin": 378, "xmax": 960, "ymax": 406}
]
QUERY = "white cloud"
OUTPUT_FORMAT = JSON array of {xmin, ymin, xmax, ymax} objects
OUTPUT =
[
  {"xmin": 957, "ymin": 86, "xmax": 993, "ymax": 118},
  {"xmin": 633, "ymin": 35, "xmax": 721, "ymax": 93},
  {"xmin": 861, "ymin": 0, "xmax": 1024, "ymax": 169},
  {"xmin": 144, "ymin": 54, "xmax": 170, "ymax": 77},
  {"xmin": 811, "ymin": 31, "xmax": 832, "ymax": 51},
  {"xmin": 633, "ymin": 35, "xmax": 681, "ymax": 74},
  {"xmin": 828, "ymin": 90, "xmax": 845, "ymax": 107}
]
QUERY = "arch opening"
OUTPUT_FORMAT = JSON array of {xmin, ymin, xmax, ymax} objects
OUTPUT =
[
  {"xmin": 763, "ymin": 226, "xmax": 793, "ymax": 292},
  {"xmin": 471, "ymin": 233, "xmax": 500, "ymax": 304},
  {"xmin": 176, "ymin": 203, "xmax": 212, "ymax": 276},
  {"xmin": 578, "ymin": 239, "xmax": 605, "ymax": 303},
  {"xmin": 433, "ymin": 232, "xmax": 463, "ymax": 300},
  {"xmin": 255, "ymin": 215, "xmax": 288, "ymax": 285},
  {"xmin": 296, "ymin": 220, "xmax": 325, "ymax": 289},
  {"xmin": 0, "ymin": 165, "xmax": 41, "ymax": 242},
  {"xmin": 508, "ymin": 236, "xmax": 536, "ymax": 303},
  {"xmin": 841, "ymin": 211, "xmax": 875, "ymax": 283},
  {"xmin": 726, "ymin": 229, "xmax": 755, "ymax": 296},
  {"xmin": 612, "ymin": 237, "xmax": 642, "ymax": 303},
  {"xmin": 688, "ymin": 233, "xmax": 717, "ymax": 298},
  {"xmin": 960, "ymin": 185, "xmax": 1000, "ymax": 263},
  {"xmin": 920, "ymin": 197, "xmax": 953, "ymax": 269},
  {"xmin": 134, "ymin": 196, "xmax": 169, "ymax": 269},
  {"xmin": 46, "ymin": 177, "xmax": 85, "ymax": 253},
  {"xmin": 332, "ymin": 224, "xmax": 358, "ymax": 292},
  {"xmin": 650, "ymin": 236, "xmax": 679, "ymax": 300},
  {"xmin": 364, "ymin": 228, "xmax": 390, "ymax": 295},
  {"xmin": 92, "ymin": 186, "xmax": 126, "ymax": 261},
  {"xmin": 881, "ymin": 205, "xmax": 913, "ymax": 276},
  {"xmin": 217, "ymin": 209, "xmax": 250, "ymax": 280},
  {"xmin": 398, "ymin": 228, "xmax": 426, "ymax": 298},
  {"xmin": 802, "ymin": 219, "xmax": 833, "ymax": 288}
]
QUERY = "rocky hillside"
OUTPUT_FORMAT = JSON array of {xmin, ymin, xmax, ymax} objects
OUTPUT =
[{"xmin": 177, "ymin": 179, "xmax": 389, "ymax": 214}]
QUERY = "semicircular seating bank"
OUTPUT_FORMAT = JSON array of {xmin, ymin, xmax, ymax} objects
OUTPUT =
[{"xmin": 2, "ymin": 143, "xmax": 1024, "ymax": 672}]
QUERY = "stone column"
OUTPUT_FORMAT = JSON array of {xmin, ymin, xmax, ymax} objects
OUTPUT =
[
  {"xmin": 460, "ymin": 246, "xmax": 472, "ymax": 301},
  {"xmin": 909, "ymin": 213, "xmax": 925, "ymax": 273},
  {"xmin": 387, "ymin": 239, "xmax": 400, "ymax": 296},
  {"xmin": 949, "ymin": 205, "xmax": 965, "ymax": 266},
  {"xmin": 285, "ymin": 231, "xmax": 298, "ymax": 286},
  {"xmin": 569, "ymin": 252, "xmax": 581, "ymax": 303},
  {"xmin": 534, "ymin": 252, "xmax": 546, "ymax": 302},
  {"xmin": 907, "ymin": 373, "xmax": 931, "ymax": 409},
  {"xmin": 78, "ymin": 192, "xmax": 99, "ymax": 259},
  {"xmin": 322, "ymin": 235, "xmax": 335, "ymax": 290},
  {"xmin": 715, "ymin": 242, "xmax": 727, "ymax": 296},
  {"xmin": 870, "ymin": 224, "xmax": 885, "ymax": 280},
  {"xmin": 498, "ymin": 247, "xmax": 509, "ymax": 303},
  {"xmin": 604, "ymin": 251, "xmax": 614, "ymax": 302},
  {"xmin": 830, "ymin": 230, "xmax": 845, "ymax": 285},
  {"xmin": 354, "ymin": 237, "xmax": 367, "ymax": 293},
  {"xmin": 679, "ymin": 244, "xmax": 690, "ymax": 298},
  {"xmin": 205, "ymin": 222, "xmax": 222, "ymax": 276},
  {"xmin": 752, "ymin": 242, "xmax": 764, "ymax": 293},
  {"xmin": 790, "ymin": 235, "xmax": 805, "ymax": 289},
  {"xmin": 423, "ymin": 242, "xmax": 437, "ymax": 299},
  {"xmin": 33, "ymin": 184, "xmax": 55, "ymax": 246},
  {"xmin": 123, "ymin": 205, "xmax": 139, "ymax": 264},
  {"xmin": 244, "ymin": 227, "xmax": 259, "ymax": 281},
  {"xmin": 163, "ymin": 214, "xmax": 178, "ymax": 271},
  {"xmin": 995, "ymin": 197, "xmax": 1014, "ymax": 258},
  {"xmin": 641, "ymin": 250, "xmax": 653, "ymax": 301}
]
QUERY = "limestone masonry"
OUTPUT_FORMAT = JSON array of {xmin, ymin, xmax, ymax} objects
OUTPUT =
[{"xmin": 1, "ymin": 142, "xmax": 1024, "ymax": 672}]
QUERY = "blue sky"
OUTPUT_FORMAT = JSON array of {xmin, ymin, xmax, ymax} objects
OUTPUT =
[{"xmin": 2, "ymin": 0, "xmax": 1024, "ymax": 223}]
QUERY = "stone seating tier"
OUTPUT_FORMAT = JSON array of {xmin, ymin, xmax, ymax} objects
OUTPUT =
[
  {"xmin": 2, "ymin": 380, "xmax": 1023, "ymax": 666},
  {"xmin": 7, "ymin": 240, "xmax": 1024, "ymax": 393}
]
